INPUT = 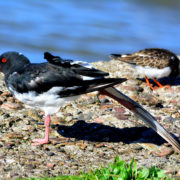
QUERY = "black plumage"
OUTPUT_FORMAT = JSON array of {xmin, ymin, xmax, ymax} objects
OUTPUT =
[{"xmin": 44, "ymin": 52, "xmax": 109, "ymax": 77}]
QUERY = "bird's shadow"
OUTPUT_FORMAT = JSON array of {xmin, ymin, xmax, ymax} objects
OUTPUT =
[
  {"xmin": 52, "ymin": 120, "xmax": 179, "ymax": 145},
  {"xmin": 137, "ymin": 76, "xmax": 180, "ymax": 86}
]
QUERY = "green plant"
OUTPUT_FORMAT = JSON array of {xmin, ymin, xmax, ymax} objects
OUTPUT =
[{"xmin": 17, "ymin": 157, "xmax": 171, "ymax": 180}]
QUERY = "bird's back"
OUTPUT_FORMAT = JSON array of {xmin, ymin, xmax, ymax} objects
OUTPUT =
[{"xmin": 111, "ymin": 48, "xmax": 179, "ymax": 71}]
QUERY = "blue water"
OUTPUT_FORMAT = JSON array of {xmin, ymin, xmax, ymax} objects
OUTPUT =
[{"xmin": 0, "ymin": 0, "xmax": 180, "ymax": 63}]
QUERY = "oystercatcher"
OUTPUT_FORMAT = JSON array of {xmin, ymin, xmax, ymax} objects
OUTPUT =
[
  {"xmin": 110, "ymin": 48, "xmax": 180, "ymax": 90},
  {"xmin": 0, "ymin": 51, "xmax": 179, "ymax": 152}
]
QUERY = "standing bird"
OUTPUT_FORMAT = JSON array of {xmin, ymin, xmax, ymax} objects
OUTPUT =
[
  {"xmin": 0, "ymin": 51, "xmax": 180, "ymax": 152},
  {"xmin": 110, "ymin": 48, "xmax": 180, "ymax": 90}
]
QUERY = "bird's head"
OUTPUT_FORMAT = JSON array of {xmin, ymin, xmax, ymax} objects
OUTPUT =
[{"xmin": 0, "ymin": 51, "xmax": 30, "ymax": 75}]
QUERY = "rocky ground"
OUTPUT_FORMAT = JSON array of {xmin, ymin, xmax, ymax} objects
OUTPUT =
[{"xmin": 0, "ymin": 59, "xmax": 179, "ymax": 179}]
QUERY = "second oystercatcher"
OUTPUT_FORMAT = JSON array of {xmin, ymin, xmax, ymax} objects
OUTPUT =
[{"xmin": 0, "ymin": 51, "xmax": 179, "ymax": 152}]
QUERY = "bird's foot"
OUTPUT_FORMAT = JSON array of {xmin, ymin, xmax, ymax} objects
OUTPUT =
[
  {"xmin": 153, "ymin": 78, "xmax": 171, "ymax": 90},
  {"xmin": 153, "ymin": 85, "xmax": 171, "ymax": 90},
  {"xmin": 32, "ymin": 138, "xmax": 49, "ymax": 146}
]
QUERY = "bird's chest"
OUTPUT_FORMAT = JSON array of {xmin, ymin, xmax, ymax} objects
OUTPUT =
[{"xmin": 135, "ymin": 66, "xmax": 171, "ymax": 79}]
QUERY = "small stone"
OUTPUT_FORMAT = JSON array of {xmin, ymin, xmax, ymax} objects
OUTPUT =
[
  {"xmin": 114, "ymin": 113, "xmax": 128, "ymax": 120},
  {"xmin": 7, "ymin": 97, "xmax": 15, "ymax": 103},
  {"xmin": 6, "ymin": 133, "xmax": 23, "ymax": 139},
  {"xmin": 72, "ymin": 165, "xmax": 78, "ymax": 170},
  {"xmin": 5, "ymin": 142, "xmax": 15, "ymax": 149},
  {"xmin": 0, "ymin": 109, "xmax": 4, "ymax": 115},
  {"xmin": 95, "ymin": 143, "xmax": 105, "ymax": 148},
  {"xmin": 152, "ymin": 147, "xmax": 173, "ymax": 157},
  {"xmin": 138, "ymin": 143, "xmax": 159, "ymax": 151},
  {"xmin": 100, "ymin": 104, "xmax": 113, "ymax": 110},
  {"xmin": 114, "ymin": 107, "xmax": 125, "ymax": 113},
  {"xmin": 121, "ymin": 85, "xmax": 142, "ymax": 92},
  {"xmin": 94, "ymin": 118, "xmax": 104, "ymax": 124},
  {"xmin": 27, "ymin": 109, "xmax": 42, "ymax": 121},
  {"xmin": 76, "ymin": 142, "xmax": 87, "ymax": 150},
  {"xmin": 1, "ymin": 92, "xmax": 12, "ymax": 97},
  {"xmin": 46, "ymin": 163, "xmax": 55, "ymax": 168},
  {"xmin": 46, "ymin": 152, "xmax": 55, "ymax": 156},
  {"xmin": 65, "ymin": 116, "xmax": 73, "ymax": 122},
  {"xmin": 86, "ymin": 145, "xmax": 94, "ymax": 152},
  {"xmin": 1, "ymin": 103, "xmax": 22, "ymax": 110},
  {"xmin": 177, "ymin": 169, "xmax": 180, "ymax": 176},
  {"xmin": 51, "ymin": 137, "xmax": 69, "ymax": 145},
  {"xmin": 165, "ymin": 167, "xmax": 177, "ymax": 175}
]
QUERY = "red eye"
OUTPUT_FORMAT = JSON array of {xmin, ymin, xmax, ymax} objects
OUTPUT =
[{"xmin": 2, "ymin": 58, "xmax": 7, "ymax": 63}]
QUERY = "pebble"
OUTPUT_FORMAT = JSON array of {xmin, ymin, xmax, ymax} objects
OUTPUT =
[
  {"xmin": 46, "ymin": 152, "xmax": 55, "ymax": 156},
  {"xmin": 27, "ymin": 109, "xmax": 42, "ymax": 121},
  {"xmin": 1, "ymin": 92, "xmax": 12, "ymax": 97},
  {"xmin": 1, "ymin": 102, "xmax": 22, "ymax": 110},
  {"xmin": 46, "ymin": 163, "xmax": 55, "ymax": 168},
  {"xmin": 95, "ymin": 143, "xmax": 105, "ymax": 148},
  {"xmin": 100, "ymin": 104, "xmax": 114, "ymax": 110},
  {"xmin": 7, "ymin": 97, "xmax": 15, "ymax": 103},
  {"xmin": 94, "ymin": 118, "xmax": 104, "ymax": 124},
  {"xmin": 6, "ymin": 133, "xmax": 23, "ymax": 139},
  {"xmin": 5, "ymin": 142, "xmax": 15, "ymax": 150},
  {"xmin": 177, "ymin": 169, "xmax": 180, "ymax": 176},
  {"xmin": 152, "ymin": 147, "xmax": 173, "ymax": 158}
]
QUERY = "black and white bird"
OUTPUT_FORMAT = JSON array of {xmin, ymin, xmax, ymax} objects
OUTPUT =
[{"xmin": 0, "ymin": 51, "xmax": 179, "ymax": 152}]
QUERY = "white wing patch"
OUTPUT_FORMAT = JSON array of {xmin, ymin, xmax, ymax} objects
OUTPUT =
[
  {"xmin": 80, "ymin": 75, "xmax": 96, "ymax": 80},
  {"xmin": 70, "ymin": 60, "xmax": 98, "ymax": 80},
  {"xmin": 70, "ymin": 60, "xmax": 94, "ymax": 69}
]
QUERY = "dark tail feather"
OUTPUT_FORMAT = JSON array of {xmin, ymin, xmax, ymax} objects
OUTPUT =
[
  {"xmin": 100, "ymin": 87, "xmax": 180, "ymax": 152},
  {"xmin": 59, "ymin": 78, "xmax": 126, "ymax": 97},
  {"xmin": 84, "ymin": 78, "xmax": 126, "ymax": 92}
]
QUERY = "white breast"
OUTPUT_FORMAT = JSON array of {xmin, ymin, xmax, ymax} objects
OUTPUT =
[
  {"xmin": 134, "ymin": 66, "xmax": 171, "ymax": 79},
  {"xmin": 10, "ymin": 87, "xmax": 79, "ymax": 115}
]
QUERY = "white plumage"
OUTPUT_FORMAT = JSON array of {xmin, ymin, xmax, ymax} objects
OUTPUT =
[
  {"xmin": 10, "ymin": 86, "xmax": 79, "ymax": 115},
  {"xmin": 134, "ymin": 66, "xmax": 171, "ymax": 79}
]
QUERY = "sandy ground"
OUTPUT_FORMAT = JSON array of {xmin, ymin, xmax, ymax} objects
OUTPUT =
[{"xmin": 0, "ymin": 59, "xmax": 179, "ymax": 179}]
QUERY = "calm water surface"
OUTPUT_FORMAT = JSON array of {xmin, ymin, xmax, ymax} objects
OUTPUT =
[{"xmin": 0, "ymin": 0, "xmax": 180, "ymax": 63}]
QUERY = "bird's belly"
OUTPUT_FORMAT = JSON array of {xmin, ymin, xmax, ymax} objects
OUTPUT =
[
  {"xmin": 135, "ymin": 66, "xmax": 171, "ymax": 79},
  {"xmin": 12, "ymin": 89, "xmax": 79, "ymax": 115}
]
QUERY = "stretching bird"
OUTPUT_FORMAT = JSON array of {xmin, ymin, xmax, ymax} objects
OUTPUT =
[
  {"xmin": 0, "ymin": 51, "xmax": 179, "ymax": 152},
  {"xmin": 110, "ymin": 48, "xmax": 180, "ymax": 90}
]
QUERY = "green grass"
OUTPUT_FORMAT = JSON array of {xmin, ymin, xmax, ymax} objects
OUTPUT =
[{"xmin": 18, "ymin": 157, "xmax": 172, "ymax": 180}]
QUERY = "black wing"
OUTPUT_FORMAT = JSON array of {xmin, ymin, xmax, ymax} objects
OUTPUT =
[
  {"xmin": 44, "ymin": 52, "xmax": 109, "ymax": 77},
  {"xmin": 7, "ymin": 63, "xmax": 126, "ymax": 97}
]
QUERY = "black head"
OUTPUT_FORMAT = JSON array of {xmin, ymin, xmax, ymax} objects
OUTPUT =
[{"xmin": 0, "ymin": 51, "xmax": 30, "ymax": 75}]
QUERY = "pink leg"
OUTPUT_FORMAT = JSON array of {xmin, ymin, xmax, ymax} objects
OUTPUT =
[{"xmin": 32, "ymin": 115, "xmax": 51, "ymax": 146}]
